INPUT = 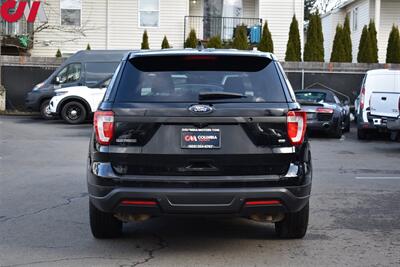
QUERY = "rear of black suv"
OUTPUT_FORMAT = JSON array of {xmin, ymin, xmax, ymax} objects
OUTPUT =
[{"xmin": 87, "ymin": 50, "xmax": 312, "ymax": 239}]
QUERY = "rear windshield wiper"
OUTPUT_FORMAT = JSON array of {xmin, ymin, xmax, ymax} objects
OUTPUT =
[{"xmin": 198, "ymin": 91, "xmax": 247, "ymax": 101}]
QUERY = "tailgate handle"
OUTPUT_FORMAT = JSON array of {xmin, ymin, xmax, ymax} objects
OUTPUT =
[
  {"xmin": 381, "ymin": 97, "xmax": 387, "ymax": 101},
  {"xmin": 179, "ymin": 163, "xmax": 219, "ymax": 172}
]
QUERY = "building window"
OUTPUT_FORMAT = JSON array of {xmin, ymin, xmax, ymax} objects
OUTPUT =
[
  {"xmin": 352, "ymin": 7, "xmax": 358, "ymax": 31},
  {"xmin": 61, "ymin": 0, "xmax": 81, "ymax": 26},
  {"xmin": 139, "ymin": 0, "xmax": 159, "ymax": 27}
]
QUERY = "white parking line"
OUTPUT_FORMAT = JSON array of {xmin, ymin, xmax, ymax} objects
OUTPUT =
[{"xmin": 355, "ymin": 177, "xmax": 400, "ymax": 180}]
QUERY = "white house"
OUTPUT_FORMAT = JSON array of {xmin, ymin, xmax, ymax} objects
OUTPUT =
[
  {"xmin": 1, "ymin": 0, "xmax": 303, "ymax": 60},
  {"xmin": 321, "ymin": 0, "xmax": 400, "ymax": 63}
]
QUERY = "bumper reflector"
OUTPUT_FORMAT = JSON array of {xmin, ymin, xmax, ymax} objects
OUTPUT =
[
  {"xmin": 120, "ymin": 200, "xmax": 157, "ymax": 206},
  {"xmin": 245, "ymin": 200, "xmax": 281, "ymax": 206}
]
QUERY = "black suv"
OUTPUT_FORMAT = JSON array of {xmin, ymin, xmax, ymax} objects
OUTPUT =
[{"xmin": 87, "ymin": 50, "xmax": 312, "ymax": 239}]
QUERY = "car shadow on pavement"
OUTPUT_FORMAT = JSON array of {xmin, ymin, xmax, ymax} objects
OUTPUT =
[{"xmin": 122, "ymin": 216, "xmax": 280, "ymax": 242}]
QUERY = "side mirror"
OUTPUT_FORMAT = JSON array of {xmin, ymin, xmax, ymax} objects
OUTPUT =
[
  {"xmin": 343, "ymin": 100, "xmax": 350, "ymax": 105},
  {"xmin": 54, "ymin": 76, "xmax": 61, "ymax": 85}
]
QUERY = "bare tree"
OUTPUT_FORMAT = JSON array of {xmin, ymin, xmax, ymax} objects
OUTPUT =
[
  {"xmin": 316, "ymin": 0, "xmax": 345, "ymax": 14},
  {"xmin": 30, "ymin": 2, "xmax": 99, "ymax": 47}
]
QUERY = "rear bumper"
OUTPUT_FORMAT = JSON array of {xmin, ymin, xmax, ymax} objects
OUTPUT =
[
  {"xmin": 89, "ymin": 186, "xmax": 310, "ymax": 216},
  {"xmin": 307, "ymin": 118, "xmax": 339, "ymax": 131},
  {"xmin": 387, "ymin": 118, "xmax": 400, "ymax": 131},
  {"xmin": 364, "ymin": 113, "xmax": 399, "ymax": 131},
  {"xmin": 88, "ymin": 161, "xmax": 311, "ymax": 216}
]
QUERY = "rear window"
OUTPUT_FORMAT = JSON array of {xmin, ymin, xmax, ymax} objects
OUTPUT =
[
  {"xmin": 295, "ymin": 92, "xmax": 327, "ymax": 103},
  {"xmin": 114, "ymin": 55, "xmax": 287, "ymax": 103}
]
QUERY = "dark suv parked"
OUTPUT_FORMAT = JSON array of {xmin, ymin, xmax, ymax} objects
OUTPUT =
[{"xmin": 87, "ymin": 50, "xmax": 312, "ymax": 239}]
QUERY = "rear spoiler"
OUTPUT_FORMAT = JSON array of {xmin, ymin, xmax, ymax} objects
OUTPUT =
[{"xmin": 297, "ymin": 101, "xmax": 324, "ymax": 107}]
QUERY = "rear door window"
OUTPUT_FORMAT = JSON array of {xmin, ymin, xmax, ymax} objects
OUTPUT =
[{"xmin": 114, "ymin": 55, "xmax": 287, "ymax": 103}]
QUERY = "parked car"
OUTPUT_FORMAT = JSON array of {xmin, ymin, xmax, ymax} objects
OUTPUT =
[
  {"xmin": 25, "ymin": 50, "xmax": 128, "ymax": 119},
  {"xmin": 48, "ymin": 76, "xmax": 111, "ymax": 124},
  {"xmin": 87, "ymin": 49, "xmax": 312, "ymax": 239},
  {"xmin": 368, "ymin": 70, "xmax": 400, "ymax": 140},
  {"xmin": 295, "ymin": 89, "xmax": 350, "ymax": 138},
  {"xmin": 357, "ymin": 69, "xmax": 400, "ymax": 139}
]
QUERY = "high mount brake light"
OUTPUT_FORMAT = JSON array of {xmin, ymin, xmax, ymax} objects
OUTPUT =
[
  {"xmin": 316, "ymin": 108, "xmax": 334, "ymax": 113},
  {"xmin": 94, "ymin": 111, "xmax": 114, "ymax": 145},
  {"xmin": 184, "ymin": 56, "xmax": 217, "ymax": 61},
  {"xmin": 287, "ymin": 111, "xmax": 307, "ymax": 146}
]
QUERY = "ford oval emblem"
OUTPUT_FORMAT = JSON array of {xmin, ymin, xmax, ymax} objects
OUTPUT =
[{"xmin": 189, "ymin": 104, "xmax": 213, "ymax": 114}]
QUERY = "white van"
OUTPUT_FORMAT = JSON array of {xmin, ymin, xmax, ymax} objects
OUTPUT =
[{"xmin": 357, "ymin": 69, "xmax": 400, "ymax": 139}]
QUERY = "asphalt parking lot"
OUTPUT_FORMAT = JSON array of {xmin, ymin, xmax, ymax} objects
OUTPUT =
[{"xmin": 1, "ymin": 115, "xmax": 400, "ymax": 267}]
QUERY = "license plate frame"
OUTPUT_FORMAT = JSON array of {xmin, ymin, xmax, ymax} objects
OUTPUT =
[{"xmin": 181, "ymin": 128, "xmax": 221, "ymax": 149}]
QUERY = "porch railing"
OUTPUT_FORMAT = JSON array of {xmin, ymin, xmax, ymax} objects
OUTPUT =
[
  {"xmin": 0, "ymin": 20, "xmax": 29, "ymax": 36},
  {"xmin": 184, "ymin": 16, "xmax": 262, "ymax": 45}
]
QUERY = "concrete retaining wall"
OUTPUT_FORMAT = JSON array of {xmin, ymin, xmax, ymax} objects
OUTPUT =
[{"xmin": 1, "ymin": 56, "xmax": 400, "ymax": 111}]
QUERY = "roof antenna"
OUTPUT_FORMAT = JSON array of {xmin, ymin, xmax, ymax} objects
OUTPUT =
[{"xmin": 196, "ymin": 40, "xmax": 204, "ymax": 51}]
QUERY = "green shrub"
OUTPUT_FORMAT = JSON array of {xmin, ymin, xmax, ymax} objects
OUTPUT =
[
  {"xmin": 386, "ymin": 25, "xmax": 400, "ymax": 63},
  {"xmin": 55, "ymin": 49, "xmax": 62, "ymax": 58},
  {"xmin": 342, "ymin": 15, "xmax": 352, "ymax": 62},
  {"xmin": 207, "ymin": 36, "xmax": 222, "ymax": 48},
  {"xmin": 161, "ymin": 36, "xmax": 170, "ymax": 49},
  {"xmin": 304, "ymin": 12, "xmax": 324, "ymax": 62},
  {"xmin": 357, "ymin": 25, "xmax": 374, "ymax": 63},
  {"xmin": 330, "ymin": 24, "xmax": 347, "ymax": 62},
  {"xmin": 185, "ymin": 29, "xmax": 197, "ymax": 48},
  {"xmin": 285, "ymin": 15, "xmax": 301, "ymax": 61},
  {"xmin": 86, "ymin": 43, "xmax": 91, "ymax": 50},
  {"xmin": 232, "ymin": 24, "xmax": 249, "ymax": 50},
  {"xmin": 258, "ymin": 21, "xmax": 273, "ymax": 52},
  {"xmin": 141, "ymin": 30, "xmax": 149, "ymax": 49},
  {"xmin": 368, "ymin": 20, "xmax": 378, "ymax": 63}
]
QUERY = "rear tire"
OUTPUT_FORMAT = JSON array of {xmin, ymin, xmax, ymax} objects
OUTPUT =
[
  {"xmin": 357, "ymin": 128, "xmax": 367, "ymax": 140},
  {"xmin": 89, "ymin": 201, "xmax": 122, "ymax": 239},
  {"xmin": 344, "ymin": 116, "xmax": 350, "ymax": 133},
  {"xmin": 40, "ymin": 99, "xmax": 54, "ymax": 120},
  {"xmin": 275, "ymin": 202, "xmax": 309, "ymax": 239},
  {"xmin": 332, "ymin": 121, "xmax": 343, "ymax": 139},
  {"xmin": 61, "ymin": 101, "xmax": 87, "ymax": 124}
]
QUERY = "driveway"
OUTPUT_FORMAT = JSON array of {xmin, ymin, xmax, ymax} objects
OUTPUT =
[{"xmin": 1, "ymin": 116, "xmax": 400, "ymax": 266}]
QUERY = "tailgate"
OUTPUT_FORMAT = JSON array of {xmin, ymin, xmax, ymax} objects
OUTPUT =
[
  {"xmin": 107, "ymin": 104, "xmax": 294, "ymax": 177},
  {"xmin": 370, "ymin": 92, "xmax": 400, "ymax": 118}
]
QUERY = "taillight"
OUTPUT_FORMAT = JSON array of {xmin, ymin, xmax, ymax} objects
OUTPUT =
[
  {"xmin": 287, "ymin": 111, "xmax": 307, "ymax": 146},
  {"xmin": 316, "ymin": 107, "xmax": 334, "ymax": 113},
  {"xmin": 360, "ymin": 87, "xmax": 365, "ymax": 110},
  {"xmin": 94, "ymin": 111, "xmax": 114, "ymax": 145},
  {"xmin": 398, "ymin": 96, "xmax": 400, "ymax": 113}
]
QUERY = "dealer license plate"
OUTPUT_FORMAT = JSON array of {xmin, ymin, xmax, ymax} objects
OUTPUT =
[{"xmin": 181, "ymin": 128, "xmax": 221, "ymax": 149}]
